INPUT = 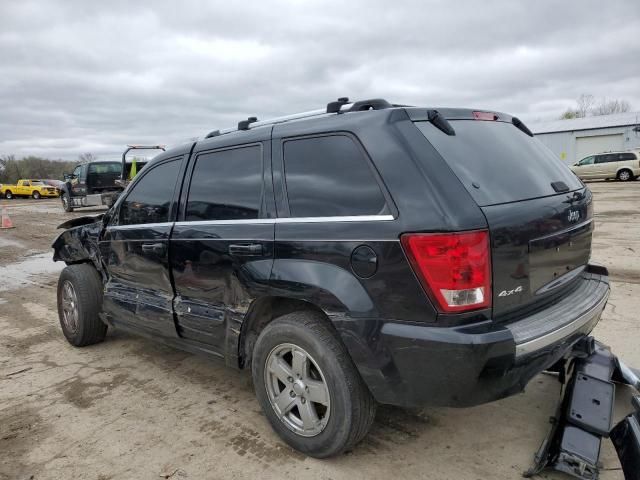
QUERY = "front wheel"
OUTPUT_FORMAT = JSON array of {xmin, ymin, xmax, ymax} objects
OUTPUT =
[
  {"xmin": 57, "ymin": 264, "xmax": 107, "ymax": 346},
  {"xmin": 252, "ymin": 311, "xmax": 376, "ymax": 458},
  {"xmin": 4, "ymin": 191, "xmax": 13, "ymax": 200},
  {"xmin": 32, "ymin": 191, "xmax": 41, "ymax": 199},
  {"xmin": 61, "ymin": 192, "xmax": 74, "ymax": 212}
]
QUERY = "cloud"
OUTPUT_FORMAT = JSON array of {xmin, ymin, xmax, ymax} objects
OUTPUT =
[{"xmin": 1, "ymin": 0, "xmax": 639, "ymax": 160}]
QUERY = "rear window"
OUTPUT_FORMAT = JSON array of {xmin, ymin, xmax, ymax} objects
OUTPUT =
[
  {"xmin": 415, "ymin": 120, "xmax": 583, "ymax": 206},
  {"xmin": 619, "ymin": 153, "xmax": 637, "ymax": 161},
  {"xmin": 88, "ymin": 163, "xmax": 121, "ymax": 174}
]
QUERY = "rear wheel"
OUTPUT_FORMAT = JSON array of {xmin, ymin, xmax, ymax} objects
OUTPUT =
[
  {"xmin": 617, "ymin": 169, "xmax": 632, "ymax": 181},
  {"xmin": 62, "ymin": 192, "xmax": 74, "ymax": 212},
  {"xmin": 4, "ymin": 191, "xmax": 13, "ymax": 200},
  {"xmin": 251, "ymin": 311, "xmax": 376, "ymax": 458},
  {"xmin": 57, "ymin": 264, "xmax": 107, "ymax": 346},
  {"xmin": 32, "ymin": 191, "xmax": 41, "ymax": 199}
]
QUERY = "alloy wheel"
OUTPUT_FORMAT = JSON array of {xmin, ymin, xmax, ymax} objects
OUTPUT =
[
  {"xmin": 61, "ymin": 280, "xmax": 79, "ymax": 333},
  {"xmin": 264, "ymin": 343, "xmax": 331, "ymax": 437}
]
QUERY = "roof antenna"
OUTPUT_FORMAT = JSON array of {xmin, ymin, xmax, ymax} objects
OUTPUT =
[
  {"xmin": 326, "ymin": 97, "xmax": 349, "ymax": 114},
  {"xmin": 238, "ymin": 116, "xmax": 258, "ymax": 130}
]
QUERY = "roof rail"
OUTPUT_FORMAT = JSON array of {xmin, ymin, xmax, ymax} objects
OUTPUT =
[
  {"xmin": 206, "ymin": 97, "xmax": 395, "ymax": 138},
  {"xmin": 238, "ymin": 116, "xmax": 258, "ymax": 130},
  {"xmin": 348, "ymin": 98, "xmax": 392, "ymax": 112}
]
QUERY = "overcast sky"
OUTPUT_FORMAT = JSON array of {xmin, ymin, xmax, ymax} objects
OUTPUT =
[{"xmin": 1, "ymin": 0, "xmax": 639, "ymax": 160}]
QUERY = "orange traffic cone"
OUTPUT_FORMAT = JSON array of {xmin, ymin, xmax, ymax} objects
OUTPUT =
[{"xmin": 1, "ymin": 207, "xmax": 15, "ymax": 229}]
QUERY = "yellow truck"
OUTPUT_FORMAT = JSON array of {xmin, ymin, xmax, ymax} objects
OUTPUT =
[{"xmin": 0, "ymin": 179, "xmax": 60, "ymax": 199}]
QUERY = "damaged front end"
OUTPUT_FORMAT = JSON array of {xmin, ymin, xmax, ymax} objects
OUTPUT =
[
  {"xmin": 525, "ymin": 337, "xmax": 640, "ymax": 480},
  {"xmin": 52, "ymin": 214, "xmax": 106, "ymax": 275}
]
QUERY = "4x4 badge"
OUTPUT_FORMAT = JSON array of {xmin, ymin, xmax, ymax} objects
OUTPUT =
[{"xmin": 498, "ymin": 286, "xmax": 523, "ymax": 297}]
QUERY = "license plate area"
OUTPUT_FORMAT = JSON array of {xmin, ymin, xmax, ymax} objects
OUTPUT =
[{"xmin": 529, "ymin": 221, "xmax": 593, "ymax": 294}]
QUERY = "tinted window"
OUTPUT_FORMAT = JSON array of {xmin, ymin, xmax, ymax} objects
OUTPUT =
[
  {"xmin": 619, "ymin": 153, "xmax": 637, "ymax": 161},
  {"xmin": 596, "ymin": 154, "xmax": 617, "ymax": 164},
  {"xmin": 186, "ymin": 146, "xmax": 262, "ymax": 221},
  {"xmin": 119, "ymin": 159, "xmax": 181, "ymax": 225},
  {"xmin": 283, "ymin": 135, "xmax": 387, "ymax": 217},
  {"xmin": 578, "ymin": 156, "xmax": 595, "ymax": 165},
  {"xmin": 416, "ymin": 120, "xmax": 583, "ymax": 207}
]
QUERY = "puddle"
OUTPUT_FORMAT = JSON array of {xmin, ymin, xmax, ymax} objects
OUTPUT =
[
  {"xmin": 0, "ymin": 237, "xmax": 24, "ymax": 248},
  {"xmin": 0, "ymin": 252, "xmax": 64, "ymax": 292}
]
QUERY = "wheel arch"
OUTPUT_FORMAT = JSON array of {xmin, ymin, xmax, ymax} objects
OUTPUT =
[{"xmin": 238, "ymin": 296, "xmax": 337, "ymax": 369}]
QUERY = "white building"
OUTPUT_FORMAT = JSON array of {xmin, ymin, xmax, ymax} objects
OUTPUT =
[{"xmin": 530, "ymin": 112, "xmax": 640, "ymax": 165}]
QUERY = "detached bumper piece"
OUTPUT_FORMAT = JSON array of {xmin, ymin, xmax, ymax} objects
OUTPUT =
[{"xmin": 524, "ymin": 337, "xmax": 640, "ymax": 480}]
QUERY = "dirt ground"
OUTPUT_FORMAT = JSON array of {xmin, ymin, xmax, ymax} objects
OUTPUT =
[{"xmin": 1, "ymin": 183, "xmax": 638, "ymax": 480}]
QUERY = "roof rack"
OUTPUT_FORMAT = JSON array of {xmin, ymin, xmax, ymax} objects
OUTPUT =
[{"xmin": 205, "ymin": 97, "xmax": 394, "ymax": 139}]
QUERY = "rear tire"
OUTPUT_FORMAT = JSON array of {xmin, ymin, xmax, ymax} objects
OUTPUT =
[
  {"xmin": 251, "ymin": 311, "xmax": 376, "ymax": 458},
  {"xmin": 5, "ymin": 191, "xmax": 13, "ymax": 200},
  {"xmin": 57, "ymin": 264, "xmax": 107, "ymax": 347},
  {"xmin": 32, "ymin": 191, "xmax": 41, "ymax": 199},
  {"xmin": 62, "ymin": 192, "xmax": 74, "ymax": 212},
  {"xmin": 617, "ymin": 169, "xmax": 632, "ymax": 182}
]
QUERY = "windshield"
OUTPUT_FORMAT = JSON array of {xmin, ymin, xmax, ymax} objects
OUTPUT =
[
  {"xmin": 88, "ymin": 163, "xmax": 121, "ymax": 174},
  {"xmin": 415, "ymin": 120, "xmax": 583, "ymax": 206}
]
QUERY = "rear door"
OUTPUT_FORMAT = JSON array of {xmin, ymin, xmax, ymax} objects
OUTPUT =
[
  {"xmin": 100, "ymin": 156, "xmax": 185, "ymax": 337},
  {"xmin": 593, "ymin": 154, "xmax": 618, "ymax": 178},
  {"xmin": 170, "ymin": 131, "xmax": 274, "ymax": 356},
  {"xmin": 415, "ymin": 117, "xmax": 590, "ymax": 318}
]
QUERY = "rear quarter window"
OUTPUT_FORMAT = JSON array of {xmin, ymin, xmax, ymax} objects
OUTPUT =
[
  {"xmin": 283, "ymin": 135, "xmax": 388, "ymax": 217},
  {"xmin": 415, "ymin": 120, "xmax": 583, "ymax": 206}
]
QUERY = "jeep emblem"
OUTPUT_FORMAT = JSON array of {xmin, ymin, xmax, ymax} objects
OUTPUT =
[{"xmin": 568, "ymin": 210, "xmax": 580, "ymax": 222}]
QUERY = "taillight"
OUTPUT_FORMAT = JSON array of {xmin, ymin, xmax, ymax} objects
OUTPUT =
[{"xmin": 401, "ymin": 230, "xmax": 491, "ymax": 313}]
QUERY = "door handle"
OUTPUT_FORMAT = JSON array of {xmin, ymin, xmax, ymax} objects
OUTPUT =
[
  {"xmin": 141, "ymin": 243, "xmax": 166, "ymax": 255},
  {"xmin": 228, "ymin": 244, "xmax": 263, "ymax": 256}
]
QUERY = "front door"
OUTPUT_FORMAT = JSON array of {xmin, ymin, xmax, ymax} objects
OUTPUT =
[
  {"xmin": 100, "ymin": 157, "xmax": 184, "ymax": 338},
  {"xmin": 170, "ymin": 135, "xmax": 274, "ymax": 357},
  {"xmin": 574, "ymin": 155, "xmax": 596, "ymax": 179}
]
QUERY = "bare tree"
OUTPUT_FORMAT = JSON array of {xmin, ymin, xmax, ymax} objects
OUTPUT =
[
  {"xmin": 78, "ymin": 152, "xmax": 97, "ymax": 163},
  {"xmin": 576, "ymin": 94, "xmax": 595, "ymax": 118},
  {"xmin": 592, "ymin": 98, "xmax": 631, "ymax": 116}
]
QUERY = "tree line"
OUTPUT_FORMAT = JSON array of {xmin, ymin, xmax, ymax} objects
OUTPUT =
[
  {"xmin": 0, "ymin": 155, "xmax": 78, "ymax": 184},
  {"xmin": 560, "ymin": 94, "xmax": 632, "ymax": 119}
]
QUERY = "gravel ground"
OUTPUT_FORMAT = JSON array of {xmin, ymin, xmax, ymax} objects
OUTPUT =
[{"xmin": 0, "ymin": 183, "xmax": 638, "ymax": 480}]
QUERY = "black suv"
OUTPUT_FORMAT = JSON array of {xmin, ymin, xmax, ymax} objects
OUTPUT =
[{"xmin": 53, "ymin": 98, "xmax": 610, "ymax": 457}]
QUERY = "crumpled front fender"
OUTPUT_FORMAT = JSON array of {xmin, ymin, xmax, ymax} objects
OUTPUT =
[{"xmin": 52, "ymin": 217, "xmax": 104, "ymax": 274}]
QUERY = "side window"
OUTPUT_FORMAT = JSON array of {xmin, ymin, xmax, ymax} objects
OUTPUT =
[
  {"xmin": 23, "ymin": 181, "xmax": 30, "ymax": 186},
  {"xmin": 283, "ymin": 135, "xmax": 387, "ymax": 217},
  {"xmin": 72, "ymin": 166, "xmax": 82, "ymax": 177},
  {"xmin": 579, "ymin": 156, "xmax": 594, "ymax": 165},
  {"xmin": 596, "ymin": 154, "xmax": 617, "ymax": 164},
  {"xmin": 619, "ymin": 153, "xmax": 637, "ymax": 161},
  {"xmin": 119, "ymin": 159, "xmax": 181, "ymax": 225},
  {"xmin": 186, "ymin": 145, "xmax": 263, "ymax": 221}
]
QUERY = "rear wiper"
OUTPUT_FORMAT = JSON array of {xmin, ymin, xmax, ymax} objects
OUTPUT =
[
  {"xmin": 512, "ymin": 116, "xmax": 534, "ymax": 137},
  {"xmin": 427, "ymin": 110, "xmax": 455, "ymax": 136}
]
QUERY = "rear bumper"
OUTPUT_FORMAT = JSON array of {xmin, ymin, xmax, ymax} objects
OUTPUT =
[{"xmin": 338, "ymin": 264, "xmax": 610, "ymax": 408}]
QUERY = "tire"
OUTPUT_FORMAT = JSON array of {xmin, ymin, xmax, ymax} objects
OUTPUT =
[
  {"xmin": 5, "ymin": 191, "xmax": 13, "ymax": 200},
  {"xmin": 617, "ymin": 169, "xmax": 633, "ymax": 182},
  {"xmin": 62, "ymin": 192, "xmax": 74, "ymax": 212},
  {"xmin": 251, "ymin": 311, "xmax": 376, "ymax": 458},
  {"xmin": 32, "ymin": 191, "xmax": 41, "ymax": 199},
  {"xmin": 57, "ymin": 264, "xmax": 107, "ymax": 347}
]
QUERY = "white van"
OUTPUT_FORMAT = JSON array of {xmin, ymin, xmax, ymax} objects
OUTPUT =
[{"xmin": 571, "ymin": 150, "xmax": 640, "ymax": 181}]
